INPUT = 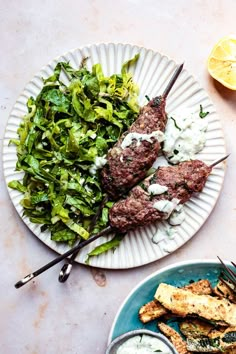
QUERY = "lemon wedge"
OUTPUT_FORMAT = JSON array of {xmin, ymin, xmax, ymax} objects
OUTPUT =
[{"xmin": 207, "ymin": 35, "xmax": 236, "ymax": 90}]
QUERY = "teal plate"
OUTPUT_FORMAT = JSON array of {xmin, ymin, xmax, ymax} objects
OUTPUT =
[{"xmin": 108, "ymin": 259, "xmax": 232, "ymax": 343}]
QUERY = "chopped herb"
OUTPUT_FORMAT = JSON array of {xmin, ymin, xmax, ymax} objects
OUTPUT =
[
  {"xmin": 199, "ymin": 104, "xmax": 209, "ymax": 118},
  {"xmin": 145, "ymin": 94, "xmax": 150, "ymax": 101},
  {"xmin": 222, "ymin": 331, "xmax": 236, "ymax": 343},
  {"xmin": 139, "ymin": 334, "xmax": 143, "ymax": 343},
  {"xmin": 146, "ymin": 167, "xmax": 156, "ymax": 177},
  {"xmin": 149, "ymin": 192, "xmax": 155, "ymax": 200},
  {"xmin": 210, "ymin": 338, "xmax": 220, "ymax": 349},
  {"xmin": 173, "ymin": 149, "xmax": 179, "ymax": 155},
  {"xmin": 140, "ymin": 182, "xmax": 148, "ymax": 191},
  {"xmin": 170, "ymin": 117, "xmax": 181, "ymax": 131},
  {"xmin": 125, "ymin": 156, "xmax": 133, "ymax": 165},
  {"xmin": 150, "ymin": 174, "xmax": 157, "ymax": 184}
]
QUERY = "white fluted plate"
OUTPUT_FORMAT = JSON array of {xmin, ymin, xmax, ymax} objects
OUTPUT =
[{"xmin": 3, "ymin": 43, "xmax": 226, "ymax": 269}]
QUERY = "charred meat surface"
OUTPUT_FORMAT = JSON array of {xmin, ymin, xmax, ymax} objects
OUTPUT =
[
  {"xmin": 101, "ymin": 96, "xmax": 167, "ymax": 199},
  {"xmin": 109, "ymin": 160, "xmax": 212, "ymax": 233}
]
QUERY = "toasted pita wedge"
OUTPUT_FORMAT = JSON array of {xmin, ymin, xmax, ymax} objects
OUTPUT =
[
  {"xmin": 155, "ymin": 283, "xmax": 236, "ymax": 326},
  {"xmin": 139, "ymin": 279, "xmax": 212, "ymax": 323},
  {"xmin": 158, "ymin": 322, "xmax": 190, "ymax": 354}
]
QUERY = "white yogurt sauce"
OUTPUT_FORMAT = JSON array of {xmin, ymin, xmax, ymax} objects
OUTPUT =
[
  {"xmin": 152, "ymin": 223, "xmax": 177, "ymax": 244},
  {"xmin": 116, "ymin": 334, "xmax": 172, "ymax": 354},
  {"xmin": 121, "ymin": 130, "xmax": 165, "ymax": 149},
  {"xmin": 163, "ymin": 108, "xmax": 208, "ymax": 164},
  {"xmin": 168, "ymin": 204, "xmax": 186, "ymax": 226},
  {"xmin": 148, "ymin": 183, "xmax": 168, "ymax": 195},
  {"xmin": 153, "ymin": 198, "xmax": 180, "ymax": 218},
  {"xmin": 89, "ymin": 155, "xmax": 107, "ymax": 175}
]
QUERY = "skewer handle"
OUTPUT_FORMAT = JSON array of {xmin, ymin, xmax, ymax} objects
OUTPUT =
[
  {"xmin": 14, "ymin": 226, "xmax": 112, "ymax": 289},
  {"xmin": 210, "ymin": 154, "xmax": 230, "ymax": 167},
  {"xmin": 162, "ymin": 63, "xmax": 184, "ymax": 98},
  {"xmin": 58, "ymin": 195, "xmax": 109, "ymax": 283}
]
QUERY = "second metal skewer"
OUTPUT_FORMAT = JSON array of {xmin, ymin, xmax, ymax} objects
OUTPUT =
[{"xmin": 14, "ymin": 226, "xmax": 112, "ymax": 289}]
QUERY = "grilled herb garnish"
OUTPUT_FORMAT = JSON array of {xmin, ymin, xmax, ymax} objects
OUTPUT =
[{"xmin": 199, "ymin": 104, "xmax": 209, "ymax": 118}]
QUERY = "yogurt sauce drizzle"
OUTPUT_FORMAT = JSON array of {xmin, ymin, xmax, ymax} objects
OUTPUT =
[
  {"xmin": 163, "ymin": 108, "xmax": 208, "ymax": 164},
  {"xmin": 116, "ymin": 334, "xmax": 172, "ymax": 354},
  {"xmin": 152, "ymin": 223, "xmax": 176, "ymax": 244},
  {"xmin": 168, "ymin": 204, "xmax": 186, "ymax": 226},
  {"xmin": 148, "ymin": 183, "xmax": 168, "ymax": 195},
  {"xmin": 121, "ymin": 130, "xmax": 165, "ymax": 149},
  {"xmin": 153, "ymin": 198, "xmax": 180, "ymax": 219}
]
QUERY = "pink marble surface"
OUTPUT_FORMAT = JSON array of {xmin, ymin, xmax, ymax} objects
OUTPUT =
[{"xmin": 0, "ymin": 0, "xmax": 236, "ymax": 353}]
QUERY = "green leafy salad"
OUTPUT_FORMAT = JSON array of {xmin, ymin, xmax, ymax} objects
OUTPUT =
[{"xmin": 9, "ymin": 54, "xmax": 140, "ymax": 258}]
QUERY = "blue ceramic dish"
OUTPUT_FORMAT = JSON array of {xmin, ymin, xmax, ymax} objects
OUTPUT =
[{"xmin": 108, "ymin": 259, "xmax": 232, "ymax": 343}]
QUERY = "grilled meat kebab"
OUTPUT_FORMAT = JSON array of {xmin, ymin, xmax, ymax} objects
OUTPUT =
[
  {"xmin": 101, "ymin": 63, "xmax": 184, "ymax": 199},
  {"xmin": 109, "ymin": 159, "xmax": 211, "ymax": 233}
]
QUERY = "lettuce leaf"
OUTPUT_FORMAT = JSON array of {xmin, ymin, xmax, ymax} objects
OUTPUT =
[
  {"xmin": 85, "ymin": 233, "xmax": 125, "ymax": 264},
  {"xmin": 8, "ymin": 55, "xmax": 140, "ymax": 248}
]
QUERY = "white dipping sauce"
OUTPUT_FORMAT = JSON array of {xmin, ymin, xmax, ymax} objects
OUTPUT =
[
  {"xmin": 152, "ymin": 223, "xmax": 176, "ymax": 244},
  {"xmin": 153, "ymin": 198, "xmax": 180, "ymax": 218},
  {"xmin": 121, "ymin": 130, "xmax": 165, "ymax": 149},
  {"xmin": 163, "ymin": 108, "xmax": 208, "ymax": 164},
  {"xmin": 168, "ymin": 204, "xmax": 186, "ymax": 226},
  {"xmin": 117, "ymin": 334, "xmax": 172, "ymax": 354},
  {"xmin": 148, "ymin": 183, "xmax": 168, "ymax": 195}
]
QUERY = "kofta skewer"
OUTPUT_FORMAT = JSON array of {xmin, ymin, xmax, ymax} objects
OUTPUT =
[
  {"xmin": 14, "ymin": 155, "xmax": 228, "ymax": 289},
  {"xmin": 58, "ymin": 63, "xmax": 184, "ymax": 282},
  {"xmin": 101, "ymin": 62, "xmax": 184, "ymax": 200},
  {"xmin": 108, "ymin": 159, "xmax": 212, "ymax": 233}
]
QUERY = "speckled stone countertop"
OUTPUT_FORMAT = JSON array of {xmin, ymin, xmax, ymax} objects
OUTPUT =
[{"xmin": 0, "ymin": 1, "xmax": 236, "ymax": 353}]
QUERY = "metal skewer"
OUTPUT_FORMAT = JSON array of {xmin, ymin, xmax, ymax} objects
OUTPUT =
[
  {"xmin": 210, "ymin": 154, "xmax": 230, "ymax": 167},
  {"xmin": 162, "ymin": 63, "xmax": 184, "ymax": 98},
  {"xmin": 14, "ymin": 226, "xmax": 112, "ymax": 289}
]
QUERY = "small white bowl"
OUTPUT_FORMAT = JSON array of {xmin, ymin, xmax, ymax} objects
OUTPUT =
[{"xmin": 106, "ymin": 329, "xmax": 178, "ymax": 354}]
